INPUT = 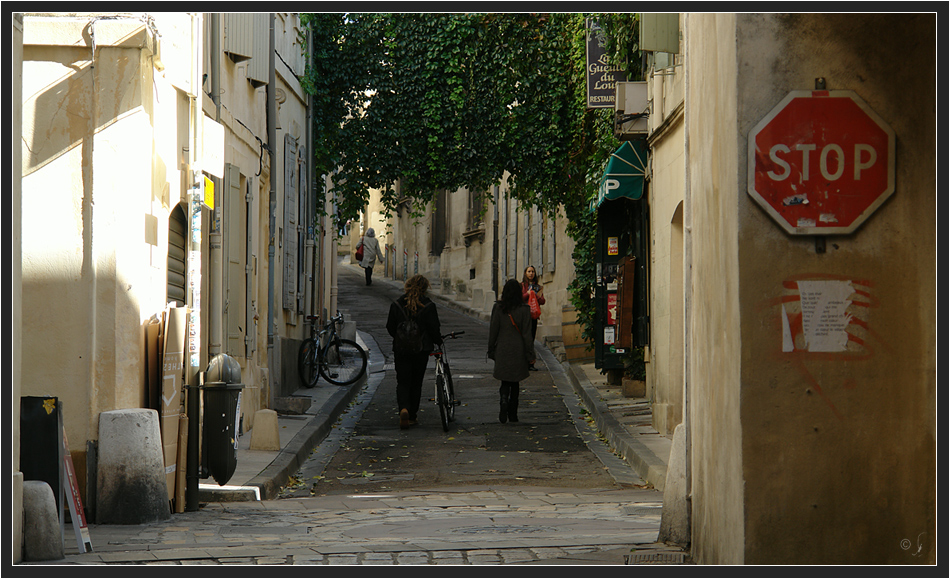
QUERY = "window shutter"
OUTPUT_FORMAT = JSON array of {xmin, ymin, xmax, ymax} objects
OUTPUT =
[
  {"xmin": 223, "ymin": 13, "xmax": 253, "ymax": 62},
  {"xmin": 224, "ymin": 163, "xmax": 246, "ymax": 357},
  {"xmin": 167, "ymin": 205, "xmax": 187, "ymax": 306},
  {"xmin": 522, "ymin": 205, "xmax": 530, "ymax": 272},
  {"xmin": 507, "ymin": 203, "xmax": 518, "ymax": 278},
  {"xmin": 639, "ymin": 13, "xmax": 680, "ymax": 54},
  {"xmin": 431, "ymin": 190, "xmax": 446, "ymax": 256},
  {"xmin": 296, "ymin": 147, "xmax": 307, "ymax": 314},
  {"xmin": 245, "ymin": 178, "xmax": 257, "ymax": 356},
  {"xmin": 247, "ymin": 13, "xmax": 270, "ymax": 88},
  {"xmin": 282, "ymin": 135, "xmax": 298, "ymax": 310},
  {"xmin": 543, "ymin": 213, "xmax": 556, "ymax": 275},
  {"xmin": 531, "ymin": 207, "xmax": 542, "ymax": 273}
]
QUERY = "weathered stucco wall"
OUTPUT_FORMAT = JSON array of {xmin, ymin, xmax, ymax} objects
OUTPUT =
[
  {"xmin": 647, "ymin": 17, "xmax": 687, "ymax": 434},
  {"xmin": 648, "ymin": 117, "xmax": 686, "ymax": 435},
  {"xmin": 684, "ymin": 12, "xmax": 746, "ymax": 565},
  {"xmin": 734, "ymin": 13, "xmax": 935, "ymax": 564},
  {"xmin": 12, "ymin": 11, "xmax": 25, "ymax": 564},
  {"xmin": 21, "ymin": 18, "xmax": 159, "ymax": 445}
]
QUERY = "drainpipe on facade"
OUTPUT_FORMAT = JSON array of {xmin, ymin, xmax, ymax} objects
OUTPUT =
[
  {"xmin": 185, "ymin": 11, "xmax": 204, "ymax": 513},
  {"xmin": 304, "ymin": 30, "xmax": 320, "ymax": 316},
  {"xmin": 328, "ymin": 174, "xmax": 338, "ymax": 318},
  {"xmin": 266, "ymin": 13, "xmax": 277, "ymax": 408},
  {"xmin": 492, "ymin": 184, "xmax": 499, "ymax": 298},
  {"xmin": 208, "ymin": 13, "xmax": 223, "ymax": 357},
  {"xmin": 84, "ymin": 15, "xmax": 101, "ymax": 520},
  {"xmin": 681, "ymin": 12, "xmax": 693, "ymax": 542},
  {"xmin": 304, "ymin": 27, "xmax": 315, "ymax": 323}
]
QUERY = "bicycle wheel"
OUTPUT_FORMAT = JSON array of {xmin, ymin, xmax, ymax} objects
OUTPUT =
[
  {"xmin": 318, "ymin": 338, "xmax": 368, "ymax": 386},
  {"xmin": 298, "ymin": 338, "xmax": 319, "ymax": 388},
  {"xmin": 436, "ymin": 374, "xmax": 450, "ymax": 432},
  {"xmin": 442, "ymin": 360, "xmax": 456, "ymax": 421}
]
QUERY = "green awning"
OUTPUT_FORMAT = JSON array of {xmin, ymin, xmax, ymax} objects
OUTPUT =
[{"xmin": 591, "ymin": 139, "xmax": 648, "ymax": 211}]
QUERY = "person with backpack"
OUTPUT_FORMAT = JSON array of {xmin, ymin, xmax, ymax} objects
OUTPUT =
[
  {"xmin": 386, "ymin": 274, "xmax": 442, "ymax": 429},
  {"xmin": 487, "ymin": 279, "xmax": 536, "ymax": 424}
]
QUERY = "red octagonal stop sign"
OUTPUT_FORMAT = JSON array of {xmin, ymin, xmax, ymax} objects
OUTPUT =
[{"xmin": 748, "ymin": 90, "xmax": 895, "ymax": 235}]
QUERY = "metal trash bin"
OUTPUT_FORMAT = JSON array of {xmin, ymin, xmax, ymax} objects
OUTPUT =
[{"xmin": 202, "ymin": 354, "xmax": 243, "ymax": 486}]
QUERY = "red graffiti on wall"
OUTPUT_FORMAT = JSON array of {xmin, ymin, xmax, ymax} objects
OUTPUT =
[{"xmin": 758, "ymin": 273, "xmax": 889, "ymax": 419}]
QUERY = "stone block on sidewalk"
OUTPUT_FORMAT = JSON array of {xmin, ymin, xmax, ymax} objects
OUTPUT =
[
  {"xmin": 659, "ymin": 423, "xmax": 689, "ymax": 545},
  {"xmin": 622, "ymin": 378, "xmax": 646, "ymax": 398},
  {"xmin": 96, "ymin": 408, "xmax": 170, "ymax": 525},
  {"xmin": 483, "ymin": 290, "xmax": 497, "ymax": 311},
  {"xmin": 273, "ymin": 396, "xmax": 313, "ymax": 415},
  {"xmin": 341, "ymin": 321, "xmax": 357, "ymax": 341},
  {"xmin": 249, "ymin": 409, "xmax": 281, "ymax": 451},
  {"xmin": 22, "ymin": 480, "xmax": 63, "ymax": 561},
  {"xmin": 472, "ymin": 288, "xmax": 484, "ymax": 310}
]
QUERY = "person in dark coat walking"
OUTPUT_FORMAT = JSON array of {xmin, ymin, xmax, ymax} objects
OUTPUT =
[
  {"xmin": 487, "ymin": 279, "xmax": 536, "ymax": 423},
  {"xmin": 386, "ymin": 274, "xmax": 442, "ymax": 429}
]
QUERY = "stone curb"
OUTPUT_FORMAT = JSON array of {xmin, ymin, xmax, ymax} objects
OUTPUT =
[
  {"xmin": 563, "ymin": 363, "xmax": 667, "ymax": 492},
  {"xmin": 243, "ymin": 373, "xmax": 365, "ymax": 501},
  {"xmin": 198, "ymin": 374, "xmax": 364, "ymax": 502}
]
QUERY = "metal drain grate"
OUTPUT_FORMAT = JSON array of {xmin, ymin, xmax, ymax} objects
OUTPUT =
[
  {"xmin": 624, "ymin": 506, "xmax": 663, "ymax": 516},
  {"xmin": 451, "ymin": 524, "xmax": 557, "ymax": 535},
  {"xmin": 625, "ymin": 552, "xmax": 686, "ymax": 565}
]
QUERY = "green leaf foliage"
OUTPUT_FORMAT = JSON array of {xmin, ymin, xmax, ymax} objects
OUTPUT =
[{"xmin": 300, "ymin": 12, "xmax": 641, "ymax": 343}]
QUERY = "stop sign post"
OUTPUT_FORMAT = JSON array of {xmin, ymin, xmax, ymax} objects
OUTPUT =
[{"xmin": 748, "ymin": 90, "xmax": 895, "ymax": 235}]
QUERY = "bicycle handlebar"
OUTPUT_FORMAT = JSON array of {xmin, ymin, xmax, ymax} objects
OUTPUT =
[
  {"xmin": 440, "ymin": 331, "xmax": 464, "ymax": 340},
  {"xmin": 304, "ymin": 312, "xmax": 344, "ymax": 332}
]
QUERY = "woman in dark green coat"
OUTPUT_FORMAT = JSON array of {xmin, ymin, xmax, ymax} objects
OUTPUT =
[{"xmin": 487, "ymin": 279, "xmax": 537, "ymax": 423}]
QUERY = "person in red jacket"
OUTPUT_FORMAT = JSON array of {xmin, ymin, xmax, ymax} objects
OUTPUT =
[{"xmin": 521, "ymin": 266, "xmax": 544, "ymax": 370}]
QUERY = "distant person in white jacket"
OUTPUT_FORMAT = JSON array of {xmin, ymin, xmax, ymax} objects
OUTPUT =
[{"xmin": 357, "ymin": 228, "xmax": 381, "ymax": 286}]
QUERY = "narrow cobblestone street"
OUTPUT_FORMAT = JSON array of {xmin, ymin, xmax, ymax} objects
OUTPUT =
[
  {"xmin": 39, "ymin": 264, "xmax": 690, "ymax": 566},
  {"xmin": 61, "ymin": 488, "xmax": 683, "ymax": 565}
]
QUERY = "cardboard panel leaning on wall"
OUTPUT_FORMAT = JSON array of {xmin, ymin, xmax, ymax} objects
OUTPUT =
[{"xmin": 160, "ymin": 307, "xmax": 187, "ymax": 504}]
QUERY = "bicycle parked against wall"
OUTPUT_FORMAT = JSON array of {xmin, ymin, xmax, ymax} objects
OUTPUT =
[
  {"xmin": 298, "ymin": 312, "xmax": 368, "ymax": 387},
  {"xmin": 431, "ymin": 331, "xmax": 464, "ymax": 432}
]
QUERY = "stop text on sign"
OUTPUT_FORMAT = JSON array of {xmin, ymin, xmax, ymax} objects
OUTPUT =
[
  {"xmin": 748, "ymin": 90, "xmax": 896, "ymax": 235},
  {"xmin": 766, "ymin": 143, "xmax": 878, "ymax": 182}
]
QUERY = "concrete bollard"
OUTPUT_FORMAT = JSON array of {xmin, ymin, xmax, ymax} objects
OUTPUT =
[
  {"xmin": 472, "ymin": 288, "xmax": 484, "ymax": 308},
  {"xmin": 340, "ymin": 320, "xmax": 357, "ymax": 341},
  {"xmin": 249, "ymin": 409, "xmax": 281, "ymax": 451},
  {"xmin": 96, "ymin": 409, "xmax": 170, "ymax": 524},
  {"xmin": 22, "ymin": 480, "xmax": 64, "ymax": 561},
  {"xmin": 658, "ymin": 423, "xmax": 689, "ymax": 545}
]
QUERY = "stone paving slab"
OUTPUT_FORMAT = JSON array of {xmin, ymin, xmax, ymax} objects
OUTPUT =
[{"xmin": 43, "ymin": 485, "xmax": 692, "ymax": 566}]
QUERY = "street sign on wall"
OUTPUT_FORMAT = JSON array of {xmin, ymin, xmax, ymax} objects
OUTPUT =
[
  {"xmin": 747, "ymin": 90, "xmax": 896, "ymax": 235},
  {"xmin": 586, "ymin": 20, "xmax": 627, "ymax": 109}
]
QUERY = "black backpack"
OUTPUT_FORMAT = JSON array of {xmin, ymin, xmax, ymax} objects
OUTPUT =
[{"xmin": 393, "ymin": 301, "xmax": 425, "ymax": 353}]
